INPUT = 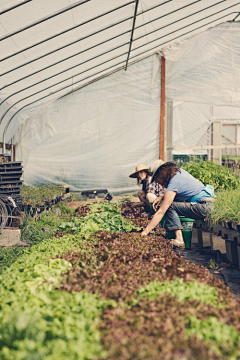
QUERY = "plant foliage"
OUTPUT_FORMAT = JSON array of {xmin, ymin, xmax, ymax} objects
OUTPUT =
[{"xmin": 182, "ymin": 161, "xmax": 240, "ymax": 190}]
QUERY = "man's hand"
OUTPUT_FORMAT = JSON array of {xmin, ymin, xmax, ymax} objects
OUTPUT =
[
  {"xmin": 141, "ymin": 229, "xmax": 149, "ymax": 236},
  {"xmin": 153, "ymin": 197, "xmax": 162, "ymax": 211}
]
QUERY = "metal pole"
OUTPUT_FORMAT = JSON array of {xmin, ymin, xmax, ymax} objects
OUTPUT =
[
  {"xmin": 125, "ymin": 0, "xmax": 139, "ymax": 71},
  {"xmin": 11, "ymin": 138, "xmax": 13, "ymax": 161},
  {"xmin": 160, "ymin": 56, "xmax": 165, "ymax": 160},
  {"xmin": 233, "ymin": 12, "xmax": 240, "ymax": 21},
  {"xmin": 0, "ymin": 0, "xmax": 33, "ymax": 15}
]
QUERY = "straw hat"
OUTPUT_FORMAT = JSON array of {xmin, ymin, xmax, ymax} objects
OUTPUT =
[
  {"xmin": 149, "ymin": 159, "xmax": 176, "ymax": 182},
  {"xmin": 129, "ymin": 164, "xmax": 149, "ymax": 178}
]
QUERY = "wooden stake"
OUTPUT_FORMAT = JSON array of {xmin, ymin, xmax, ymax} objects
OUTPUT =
[{"xmin": 160, "ymin": 56, "xmax": 165, "ymax": 160}]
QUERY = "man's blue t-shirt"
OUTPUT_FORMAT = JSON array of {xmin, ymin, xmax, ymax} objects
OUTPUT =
[{"xmin": 166, "ymin": 169, "xmax": 204, "ymax": 202}]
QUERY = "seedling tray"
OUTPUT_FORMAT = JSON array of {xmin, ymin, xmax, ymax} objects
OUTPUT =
[
  {"xmin": 0, "ymin": 180, "xmax": 23, "ymax": 186},
  {"xmin": 0, "ymin": 189, "xmax": 21, "ymax": 194},
  {"xmin": 0, "ymin": 170, "xmax": 23, "ymax": 176},
  {"xmin": 0, "ymin": 176, "xmax": 23, "ymax": 183},
  {"xmin": 0, "ymin": 166, "xmax": 23, "ymax": 173}
]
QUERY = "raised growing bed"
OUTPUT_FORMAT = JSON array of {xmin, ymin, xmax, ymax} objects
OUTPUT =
[
  {"xmin": 0, "ymin": 200, "xmax": 239, "ymax": 359},
  {"xmin": 21, "ymin": 184, "xmax": 66, "ymax": 215}
]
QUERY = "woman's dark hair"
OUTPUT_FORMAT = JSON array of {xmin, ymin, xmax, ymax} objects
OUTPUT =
[
  {"xmin": 153, "ymin": 163, "xmax": 180, "ymax": 187},
  {"xmin": 137, "ymin": 170, "xmax": 150, "ymax": 185}
]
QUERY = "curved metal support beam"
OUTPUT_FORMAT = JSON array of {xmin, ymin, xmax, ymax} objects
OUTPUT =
[
  {"xmin": 2, "ymin": 1, "xmax": 238, "ymax": 104},
  {"xmin": 233, "ymin": 11, "xmax": 240, "ymax": 20},
  {"xmin": 134, "ymin": 2, "xmax": 239, "ymax": 43},
  {"xmin": 1, "ymin": 1, "xmax": 135, "ymax": 62},
  {"xmin": 139, "ymin": 0, "xmax": 173, "ymax": 15},
  {"xmin": 1, "ymin": 0, "xmax": 220, "ymax": 77},
  {"xmin": 125, "ymin": 0, "xmax": 139, "ymax": 71},
  {"xmin": 2, "ymin": 62, "xmax": 126, "ymax": 153},
  {"xmin": 0, "ymin": 36, "xmax": 130, "ymax": 107},
  {"xmin": 135, "ymin": 0, "xmax": 226, "ymax": 31},
  {"xmin": 0, "ymin": 0, "xmax": 33, "ymax": 15},
  {"xmin": 129, "ymin": 9, "xmax": 239, "ymax": 58},
  {"xmin": 0, "ymin": 36, "xmax": 129, "ymax": 92},
  {"xmin": 0, "ymin": 47, "xmax": 128, "ymax": 126},
  {"xmin": 1, "ymin": 3, "xmax": 238, "ymax": 113},
  {"xmin": 0, "ymin": 0, "xmax": 90, "ymax": 42},
  {"xmin": 1, "ymin": 16, "xmax": 133, "ymax": 77}
]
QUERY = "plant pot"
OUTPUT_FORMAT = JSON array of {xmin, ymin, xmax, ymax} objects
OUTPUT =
[
  {"xmin": 23, "ymin": 204, "xmax": 32, "ymax": 213},
  {"xmin": 225, "ymin": 221, "xmax": 233, "ymax": 230},
  {"xmin": 44, "ymin": 201, "xmax": 51, "ymax": 210},
  {"xmin": 36, "ymin": 205, "xmax": 45, "ymax": 213}
]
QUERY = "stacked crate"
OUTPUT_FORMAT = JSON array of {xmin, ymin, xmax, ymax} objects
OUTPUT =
[{"xmin": 0, "ymin": 155, "xmax": 23, "ymax": 213}]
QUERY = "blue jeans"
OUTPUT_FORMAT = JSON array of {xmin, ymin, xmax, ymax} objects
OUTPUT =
[{"xmin": 164, "ymin": 201, "xmax": 213, "ymax": 232}]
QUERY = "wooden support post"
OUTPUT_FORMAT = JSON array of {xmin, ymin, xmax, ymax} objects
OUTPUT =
[{"xmin": 160, "ymin": 56, "xmax": 165, "ymax": 160}]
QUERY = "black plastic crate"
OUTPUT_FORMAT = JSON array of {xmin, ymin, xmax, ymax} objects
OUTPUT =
[
  {"xmin": 0, "ymin": 180, "xmax": 23, "ymax": 187},
  {"xmin": 0, "ymin": 188, "xmax": 21, "ymax": 194},
  {"xmin": 0, "ymin": 170, "xmax": 23, "ymax": 176},
  {"xmin": 0, "ymin": 166, "xmax": 23, "ymax": 173},
  {"xmin": 0, "ymin": 176, "xmax": 22, "ymax": 183},
  {"xmin": 0, "ymin": 161, "xmax": 22, "ymax": 169}
]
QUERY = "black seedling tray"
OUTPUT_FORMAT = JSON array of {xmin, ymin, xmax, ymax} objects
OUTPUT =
[
  {"xmin": 0, "ymin": 176, "xmax": 22, "ymax": 183},
  {"xmin": 0, "ymin": 189, "xmax": 21, "ymax": 194},
  {"xmin": 0, "ymin": 161, "xmax": 22, "ymax": 169},
  {"xmin": 0, "ymin": 166, "xmax": 23, "ymax": 173},
  {"xmin": 0, "ymin": 170, "xmax": 23, "ymax": 176},
  {"xmin": 0, "ymin": 180, "xmax": 23, "ymax": 186}
]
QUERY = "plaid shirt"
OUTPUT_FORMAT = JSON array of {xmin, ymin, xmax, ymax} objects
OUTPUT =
[{"xmin": 143, "ymin": 178, "xmax": 165, "ymax": 197}]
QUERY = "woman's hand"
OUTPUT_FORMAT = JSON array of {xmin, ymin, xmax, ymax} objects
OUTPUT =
[
  {"xmin": 141, "ymin": 229, "xmax": 149, "ymax": 236},
  {"xmin": 153, "ymin": 196, "xmax": 162, "ymax": 211},
  {"xmin": 141, "ymin": 191, "xmax": 177, "ymax": 234}
]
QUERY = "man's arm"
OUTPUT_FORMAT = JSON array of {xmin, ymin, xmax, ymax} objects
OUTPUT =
[{"xmin": 141, "ymin": 191, "xmax": 176, "ymax": 235}]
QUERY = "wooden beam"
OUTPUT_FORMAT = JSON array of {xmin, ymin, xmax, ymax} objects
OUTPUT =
[
  {"xmin": 171, "ymin": 144, "xmax": 240, "ymax": 150},
  {"xmin": 0, "ymin": 142, "xmax": 11, "ymax": 150},
  {"xmin": 160, "ymin": 56, "xmax": 165, "ymax": 160}
]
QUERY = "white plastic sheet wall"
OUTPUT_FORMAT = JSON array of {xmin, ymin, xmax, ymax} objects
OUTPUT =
[
  {"xmin": 16, "ymin": 56, "xmax": 161, "ymax": 193},
  {"xmin": 14, "ymin": 21, "xmax": 240, "ymax": 193}
]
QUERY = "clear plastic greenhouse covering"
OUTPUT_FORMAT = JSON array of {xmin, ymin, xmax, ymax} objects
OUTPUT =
[{"xmin": 0, "ymin": 0, "xmax": 240, "ymax": 193}]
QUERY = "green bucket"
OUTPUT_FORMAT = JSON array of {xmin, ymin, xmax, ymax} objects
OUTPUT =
[{"xmin": 165, "ymin": 216, "xmax": 195, "ymax": 249}]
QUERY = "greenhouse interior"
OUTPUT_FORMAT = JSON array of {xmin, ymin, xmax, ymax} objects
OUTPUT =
[{"xmin": 0, "ymin": 1, "xmax": 240, "ymax": 359}]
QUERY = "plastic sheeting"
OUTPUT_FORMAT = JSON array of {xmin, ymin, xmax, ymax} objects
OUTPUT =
[
  {"xmin": 1, "ymin": 1, "xmax": 240, "ymax": 193},
  {"xmin": 16, "ymin": 56, "xmax": 161, "ymax": 193},
  {"xmin": 1, "ymin": 0, "xmax": 239, "ymax": 143}
]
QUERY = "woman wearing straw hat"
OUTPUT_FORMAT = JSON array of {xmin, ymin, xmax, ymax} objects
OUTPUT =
[
  {"xmin": 141, "ymin": 160, "xmax": 216, "ymax": 247},
  {"xmin": 129, "ymin": 164, "xmax": 165, "ymax": 212}
]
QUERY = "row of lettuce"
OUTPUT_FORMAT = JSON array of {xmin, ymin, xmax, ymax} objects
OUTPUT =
[{"xmin": 0, "ymin": 201, "xmax": 240, "ymax": 359}]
